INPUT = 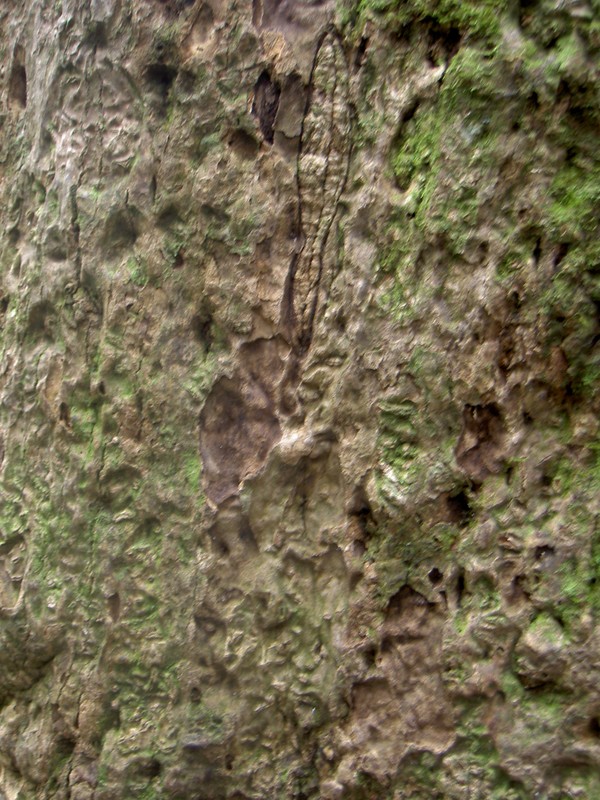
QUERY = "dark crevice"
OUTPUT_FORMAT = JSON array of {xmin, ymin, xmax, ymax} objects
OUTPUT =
[
  {"xmin": 552, "ymin": 242, "xmax": 570, "ymax": 271},
  {"xmin": 8, "ymin": 48, "xmax": 27, "ymax": 110},
  {"xmin": 456, "ymin": 569, "xmax": 466, "ymax": 607},
  {"xmin": 540, "ymin": 467, "xmax": 553, "ymax": 487},
  {"xmin": 508, "ymin": 574, "xmax": 531, "ymax": 604},
  {"xmin": 348, "ymin": 486, "xmax": 375, "ymax": 539},
  {"xmin": 428, "ymin": 567, "xmax": 443, "ymax": 585},
  {"xmin": 190, "ymin": 686, "xmax": 202, "ymax": 703},
  {"xmin": 362, "ymin": 643, "xmax": 377, "ymax": 667},
  {"xmin": 527, "ymin": 89, "xmax": 540, "ymax": 111},
  {"xmin": 59, "ymin": 402, "xmax": 71, "ymax": 426},
  {"xmin": 239, "ymin": 517, "xmax": 258, "ymax": 551},
  {"xmin": 172, "ymin": 248, "xmax": 184, "ymax": 268},
  {"xmin": 446, "ymin": 489, "xmax": 472, "ymax": 527},
  {"xmin": 522, "ymin": 679, "xmax": 555, "ymax": 693},
  {"xmin": 425, "ymin": 21, "xmax": 461, "ymax": 66},
  {"xmin": 140, "ymin": 758, "xmax": 162, "ymax": 778},
  {"xmin": 191, "ymin": 309, "xmax": 214, "ymax": 352},
  {"xmin": 227, "ymin": 128, "xmax": 260, "ymax": 160},
  {"xmin": 107, "ymin": 592, "xmax": 120, "ymax": 622},
  {"xmin": 145, "ymin": 63, "xmax": 177, "ymax": 114},
  {"xmin": 589, "ymin": 718, "xmax": 600, "ymax": 738},
  {"xmin": 509, "ymin": 289, "xmax": 521, "ymax": 310},
  {"xmin": 354, "ymin": 36, "xmax": 369, "ymax": 69},
  {"xmin": 252, "ymin": 71, "xmax": 281, "ymax": 144},
  {"xmin": 156, "ymin": 0, "xmax": 196, "ymax": 15},
  {"xmin": 518, "ymin": 0, "xmax": 539, "ymax": 28},
  {"xmin": 565, "ymin": 144, "xmax": 577, "ymax": 164}
]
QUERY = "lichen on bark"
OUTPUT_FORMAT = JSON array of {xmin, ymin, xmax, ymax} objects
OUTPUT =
[{"xmin": 0, "ymin": 0, "xmax": 599, "ymax": 798}]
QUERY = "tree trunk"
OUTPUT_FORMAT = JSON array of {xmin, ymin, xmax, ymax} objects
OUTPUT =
[{"xmin": 0, "ymin": 0, "xmax": 599, "ymax": 797}]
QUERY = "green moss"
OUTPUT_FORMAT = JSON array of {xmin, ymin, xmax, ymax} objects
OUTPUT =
[
  {"xmin": 549, "ymin": 165, "xmax": 600, "ymax": 244},
  {"xmin": 392, "ymin": 106, "xmax": 441, "ymax": 194},
  {"xmin": 127, "ymin": 255, "xmax": 149, "ymax": 288},
  {"xmin": 557, "ymin": 555, "xmax": 594, "ymax": 630},
  {"xmin": 527, "ymin": 612, "xmax": 565, "ymax": 646},
  {"xmin": 181, "ymin": 450, "xmax": 202, "ymax": 491},
  {"xmin": 353, "ymin": 0, "xmax": 508, "ymax": 42},
  {"xmin": 162, "ymin": 233, "xmax": 186, "ymax": 268}
]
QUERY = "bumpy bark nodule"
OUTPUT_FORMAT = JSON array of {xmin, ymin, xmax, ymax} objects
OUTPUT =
[{"xmin": 0, "ymin": 0, "xmax": 599, "ymax": 798}]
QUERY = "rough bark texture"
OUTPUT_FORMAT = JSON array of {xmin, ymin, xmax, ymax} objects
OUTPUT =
[{"xmin": 0, "ymin": 0, "xmax": 599, "ymax": 798}]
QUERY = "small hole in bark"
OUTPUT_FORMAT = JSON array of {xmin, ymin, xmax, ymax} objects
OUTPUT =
[
  {"xmin": 527, "ymin": 89, "xmax": 539, "ymax": 110},
  {"xmin": 252, "ymin": 71, "xmax": 281, "ymax": 144},
  {"xmin": 428, "ymin": 567, "xmax": 443, "ymax": 585},
  {"xmin": 192, "ymin": 310, "xmax": 214, "ymax": 352},
  {"xmin": 540, "ymin": 468, "xmax": 553, "ymax": 487},
  {"xmin": 522, "ymin": 679, "xmax": 554, "ymax": 693},
  {"xmin": 523, "ymin": 411, "xmax": 533, "ymax": 426},
  {"xmin": 142, "ymin": 758, "xmax": 162, "ymax": 778},
  {"xmin": 157, "ymin": 204, "xmax": 182, "ymax": 229},
  {"xmin": 146, "ymin": 62, "xmax": 177, "ymax": 91},
  {"xmin": 190, "ymin": 686, "xmax": 202, "ymax": 703},
  {"xmin": 533, "ymin": 237, "xmax": 542, "ymax": 265},
  {"xmin": 565, "ymin": 145, "xmax": 577, "ymax": 165},
  {"xmin": 508, "ymin": 574, "xmax": 530, "ymax": 604},
  {"xmin": 146, "ymin": 63, "xmax": 177, "ymax": 112},
  {"xmin": 348, "ymin": 487, "xmax": 375, "ymax": 538},
  {"xmin": 172, "ymin": 249, "xmax": 184, "ymax": 268},
  {"xmin": 589, "ymin": 718, "xmax": 600, "ymax": 738},
  {"xmin": 352, "ymin": 540, "xmax": 366, "ymax": 556},
  {"xmin": 446, "ymin": 490, "xmax": 472, "ymax": 527},
  {"xmin": 86, "ymin": 20, "xmax": 108, "ymax": 47},
  {"xmin": 59, "ymin": 402, "xmax": 71, "ymax": 426},
  {"xmin": 228, "ymin": 128, "xmax": 259, "ymax": 160},
  {"xmin": 156, "ymin": 0, "xmax": 196, "ymax": 12},
  {"xmin": 239, "ymin": 518, "xmax": 258, "ymax": 550},
  {"xmin": 103, "ymin": 208, "xmax": 139, "ymax": 252},
  {"xmin": 534, "ymin": 544, "xmax": 555, "ymax": 560},
  {"xmin": 552, "ymin": 243, "xmax": 569, "ymax": 270},
  {"xmin": 107, "ymin": 592, "xmax": 120, "ymax": 622},
  {"xmin": 426, "ymin": 22, "xmax": 461, "ymax": 66},
  {"xmin": 362, "ymin": 643, "xmax": 377, "ymax": 666},
  {"xmin": 354, "ymin": 36, "xmax": 369, "ymax": 68},
  {"xmin": 215, "ymin": 539, "xmax": 230, "ymax": 557},
  {"xmin": 9, "ymin": 55, "xmax": 27, "ymax": 110},
  {"xmin": 456, "ymin": 569, "xmax": 466, "ymax": 607}
]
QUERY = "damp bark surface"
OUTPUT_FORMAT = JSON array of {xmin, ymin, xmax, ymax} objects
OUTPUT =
[{"xmin": 0, "ymin": 1, "xmax": 599, "ymax": 799}]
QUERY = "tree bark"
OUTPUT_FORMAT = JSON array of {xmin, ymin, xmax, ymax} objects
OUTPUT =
[{"xmin": 0, "ymin": 1, "xmax": 599, "ymax": 797}]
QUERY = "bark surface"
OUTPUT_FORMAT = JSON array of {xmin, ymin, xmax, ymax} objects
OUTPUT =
[{"xmin": 0, "ymin": 0, "xmax": 599, "ymax": 798}]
